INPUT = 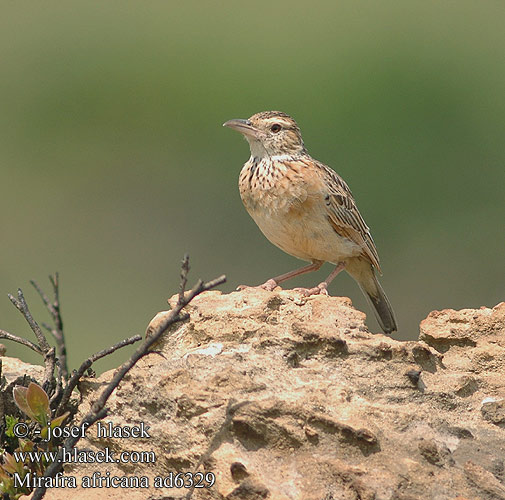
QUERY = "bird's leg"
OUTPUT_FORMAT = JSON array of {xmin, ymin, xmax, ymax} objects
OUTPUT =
[
  {"xmin": 238, "ymin": 261, "xmax": 324, "ymax": 292},
  {"xmin": 264, "ymin": 260, "xmax": 324, "ymax": 290},
  {"xmin": 294, "ymin": 261, "xmax": 346, "ymax": 296}
]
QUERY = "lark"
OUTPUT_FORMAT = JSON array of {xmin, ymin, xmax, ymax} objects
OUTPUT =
[{"xmin": 223, "ymin": 111, "xmax": 397, "ymax": 333}]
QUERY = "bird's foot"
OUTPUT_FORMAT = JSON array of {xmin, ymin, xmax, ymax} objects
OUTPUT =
[
  {"xmin": 259, "ymin": 279, "xmax": 280, "ymax": 291},
  {"xmin": 237, "ymin": 279, "xmax": 280, "ymax": 292},
  {"xmin": 294, "ymin": 282, "xmax": 329, "ymax": 297}
]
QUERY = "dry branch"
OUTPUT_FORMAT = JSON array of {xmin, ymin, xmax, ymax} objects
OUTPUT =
[
  {"xmin": 56, "ymin": 334, "xmax": 142, "ymax": 416},
  {"xmin": 0, "ymin": 329, "xmax": 43, "ymax": 355},
  {"xmin": 8, "ymin": 289, "xmax": 51, "ymax": 353},
  {"xmin": 31, "ymin": 256, "xmax": 225, "ymax": 500},
  {"xmin": 31, "ymin": 273, "xmax": 68, "ymax": 378},
  {"xmin": 7, "ymin": 288, "xmax": 55, "ymax": 389},
  {"xmin": 1, "ymin": 276, "xmax": 142, "ymax": 415}
]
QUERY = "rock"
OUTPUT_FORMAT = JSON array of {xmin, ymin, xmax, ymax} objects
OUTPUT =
[
  {"xmin": 230, "ymin": 461, "xmax": 249, "ymax": 481},
  {"xmin": 0, "ymin": 355, "xmax": 44, "ymax": 386},
  {"xmin": 464, "ymin": 461, "xmax": 505, "ymax": 498},
  {"xmin": 481, "ymin": 398, "xmax": 505, "ymax": 427},
  {"xmin": 0, "ymin": 355, "xmax": 45, "ymax": 417},
  {"xmin": 417, "ymin": 438, "xmax": 453, "ymax": 466},
  {"xmin": 226, "ymin": 479, "xmax": 270, "ymax": 499},
  {"xmin": 8, "ymin": 290, "xmax": 505, "ymax": 499}
]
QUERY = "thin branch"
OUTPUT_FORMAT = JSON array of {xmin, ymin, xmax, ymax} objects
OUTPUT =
[
  {"xmin": 31, "ymin": 408, "xmax": 109, "ymax": 500},
  {"xmin": 89, "ymin": 334, "xmax": 143, "ymax": 364},
  {"xmin": 0, "ymin": 329, "xmax": 43, "ymax": 355},
  {"xmin": 42, "ymin": 348, "xmax": 56, "ymax": 393},
  {"xmin": 56, "ymin": 335, "xmax": 142, "ymax": 416},
  {"xmin": 31, "ymin": 274, "xmax": 68, "ymax": 379},
  {"xmin": 8, "ymin": 288, "xmax": 56, "ymax": 389},
  {"xmin": 8, "ymin": 289, "xmax": 51, "ymax": 353},
  {"xmin": 29, "ymin": 281, "xmax": 54, "ymax": 319},
  {"xmin": 33, "ymin": 258, "xmax": 226, "ymax": 500},
  {"xmin": 89, "ymin": 272, "xmax": 225, "ymax": 416},
  {"xmin": 50, "ymin": 360, "xmax": 64, "ymax": 407},
  {"xmin": 48, "ymin": 274, "xmax": 65, "ymax": 373},
  {"xmin": 178, "ymin": 253, "xmax": 190, "ymax": 306}
]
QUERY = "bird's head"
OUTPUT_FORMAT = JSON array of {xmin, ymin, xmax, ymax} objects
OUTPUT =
[{"xmin": 223, "ymin": 111, "xmax": 306, "ymax": 158}]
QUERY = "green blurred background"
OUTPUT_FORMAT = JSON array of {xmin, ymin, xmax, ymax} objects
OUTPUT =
[{"xmin": 1, "ymin": 1, "xmax": 504, "ymax": 372}]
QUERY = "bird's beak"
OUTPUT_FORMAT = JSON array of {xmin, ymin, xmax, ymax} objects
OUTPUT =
[{"xmin": 223, "ymin": 119, "xmax": 260, "ymax": 138}]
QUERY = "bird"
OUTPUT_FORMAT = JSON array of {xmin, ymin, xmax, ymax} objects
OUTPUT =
[{"xmin": 223, "ymin": 111, "xmax": 397, "ymax": 334}]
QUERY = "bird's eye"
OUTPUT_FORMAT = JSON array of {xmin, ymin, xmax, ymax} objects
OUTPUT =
[{"xmin": 270, "ymin": 124, "xmax": 281, "ymax": 133}]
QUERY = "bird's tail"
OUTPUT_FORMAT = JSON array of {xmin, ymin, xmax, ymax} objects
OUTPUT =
[{"xmin": 346, "ymin": 259, "xmax": 398, "ymax": 334}]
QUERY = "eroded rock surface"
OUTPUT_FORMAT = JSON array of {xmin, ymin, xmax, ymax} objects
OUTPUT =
[{"xmin": 40, "ymin": 292, "xmax": 505, "ymax": 499}]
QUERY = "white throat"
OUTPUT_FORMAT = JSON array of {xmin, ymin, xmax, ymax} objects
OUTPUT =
[{"xmin": 246, "ymin": 138, "xmax": 269, "ymax": 158}]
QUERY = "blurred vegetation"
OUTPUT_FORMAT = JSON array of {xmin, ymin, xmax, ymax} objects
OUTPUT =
[{"xmin": 1, "ymin": 1, "xmax": 504, "ymax": 370}]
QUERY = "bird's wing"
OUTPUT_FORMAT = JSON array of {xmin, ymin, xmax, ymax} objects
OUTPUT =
[{"xmin": 315, "ymin": 161, "xmax": 381, "ymax": 272}]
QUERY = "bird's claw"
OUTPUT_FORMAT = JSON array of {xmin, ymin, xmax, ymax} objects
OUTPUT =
[
  {"xmin": 294, "ymin": 282, "xmax": 329, "ymax": 297},
  {"xmin": 236, "ymin": 279, "xmax": 280, "ymax": 292},
  {"xmin": 260, "ymin": 279, "xmax": 279, "ymax": 291}
]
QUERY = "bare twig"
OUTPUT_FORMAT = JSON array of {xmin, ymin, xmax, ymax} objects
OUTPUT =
[
  {"xmin": 31, "ymin": 274, "xmax": 68, "ymax": 379},
  {"xmin": 8, "ymin": 290, "xmax": 51, "ymax": 353},
  {"xmin": 50, "ymin": 360, "xmax": 64, "ymax": 407},
  {"xmin": 32, "ymin": 408, "xmax": 109, "ymax": 500},
  {"xmin": 89, "ymin": 271, "xmax": 225, "ymax": 417},
  {"xmin": 178, "ymin": 253, "xmax": 190, "ymax": 306},
  {"xmin": 0, "ymin": 329, "xmax": 43, "ymax": 355},
  {"xmin": 8, "ymin": 288, "xmax": 55, "ymax": 389},
  {"xmin": 33, "ymin": 257, "xmax": 226, "ymax": 500},
  {"xmin": 89, "ymin": 334, "xmax": 143, "ymax": 364},
  {"xmin": 56, "ymin": 334, "xmax": 142, "ymax": 416},
  {"xmin": 42, "ymin": 348, "xmax": 56, "ymax": 393}
]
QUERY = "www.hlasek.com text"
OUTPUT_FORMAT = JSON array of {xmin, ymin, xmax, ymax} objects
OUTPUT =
[{"xmin": 14, "ymin": 446, "xmax": 156, "ymax": 465}]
